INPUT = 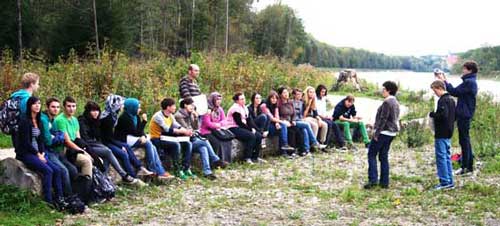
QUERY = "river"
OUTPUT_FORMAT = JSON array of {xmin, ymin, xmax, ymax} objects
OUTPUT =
[{"xmin": 354, "ymin": 70, "xmax": 500, "ymax": 102}]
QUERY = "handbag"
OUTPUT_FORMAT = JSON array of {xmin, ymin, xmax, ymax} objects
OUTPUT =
[{"xmin": 211, "ymin": 128, "xmax": 235, "ymax": 141}]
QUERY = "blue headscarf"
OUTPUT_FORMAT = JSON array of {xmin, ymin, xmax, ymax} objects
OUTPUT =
[{"xmin": 123, "ymin": 98, "xmax": 139, "ymax": 127}]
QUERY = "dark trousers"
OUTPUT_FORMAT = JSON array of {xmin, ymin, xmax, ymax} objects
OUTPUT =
[
  {"xmin": 229, "ymin": 127, "xmax": 262, "ymax": 160},
  {"xmin": 151, "ymin": 138, "xmax": 192, "ymax": 171},
  {"xmin": 254, "ymin": 114, "xmax": 270, "ymax": 132},
  {"xmin": 457, "ymin": 118, "xmax": 474, "ymax": 171},
  {"xmin": 324, "ymin": 119, "xmax": 345, "ymax": 147},
  {"xmin": 367, "ymin": 134, "xmax": 394, "ymax": 186},
  {"xmin": 206, "ymin": 133, "xmax": 233, "ymax": 163},
  {"xmin": 17, "ymin": 154, "xmax": 63, "ymax": 203}
]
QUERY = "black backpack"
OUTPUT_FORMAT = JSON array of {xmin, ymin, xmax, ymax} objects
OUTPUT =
[
  {"xmin": 64, "ymin": 195, "xmax": 86, "ymax": 214},
  {"xmin": 89, "ymin": 166, "xmax": 116, "ymax": 203},
  {"xmin": 0, "ymin": 96, "xmax": 22, "ymax": 135}
]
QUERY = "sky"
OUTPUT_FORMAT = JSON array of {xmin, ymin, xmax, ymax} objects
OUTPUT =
[{"xmin": 252, "ymin": 0, "xmax": 500, "ymax": 56}]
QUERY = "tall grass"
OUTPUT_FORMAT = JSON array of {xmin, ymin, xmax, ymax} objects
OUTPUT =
[{"xmin": 1, "ymin": 49, "xmax": 330, "ymax": 114}]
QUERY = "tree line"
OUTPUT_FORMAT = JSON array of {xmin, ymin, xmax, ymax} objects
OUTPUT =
[
  {"xmin": 452, "ymin": 46, "xmax": 500, "ymax": 77},
  {"xmin": 1, "ymin": 0, "xmax": 435, "ymax": 71}
]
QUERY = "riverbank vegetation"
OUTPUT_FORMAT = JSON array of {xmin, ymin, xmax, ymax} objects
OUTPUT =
[{"xmin": 452, "ymin": 46, "xmax": 500, "ymax": 79}]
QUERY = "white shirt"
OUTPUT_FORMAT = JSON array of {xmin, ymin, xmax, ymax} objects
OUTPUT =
[{"xmin": 316, "ymin": 97, "xmax": 327, "ymax": 116}]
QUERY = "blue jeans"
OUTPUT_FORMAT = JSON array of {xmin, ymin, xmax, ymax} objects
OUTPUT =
[
  {"xmin": 87, "ymin": 142, "xmax": 127, "ymax": 177},
  {"xmin": 295, "ymin": 121, "xmax": 318, "ymax": 152},
  {"xmin": 435, "ymin": 138, "xmax": 454, "ymax": 185},
  {"xmin": 105, "ymin": 140, "xmax": 143, "ymax": 177},
  {"xmin": 46, "ymin": 150, "xmax": 74, "ymax": 195},
  {"xmin": 192, "ymin": 138, "xmax": 220, "ymax": 175},
  {"xmin": 367, "ymin": 134, "xmax": 394, "ymax": 186},
  {"xmin": 254, "ymin": 114, "xmax": 270, "ymax": 132},
  {"xmin": 133, "ymin": 140, "xmax": 166, "ymax": 175},
  {"xmin": 17, "ymin": 154, "xmax": 63, "ymax": 203},
  {"xmin": 457, "ymin": 118, "xmax": 473, "ymax": 171},
  {"xmin": 268, "ymin": 122, "xmax": 289, "ymax": 147},
  {"xmin": 151, "ymin": 138, "xmax": 193, "ymax": 171}
]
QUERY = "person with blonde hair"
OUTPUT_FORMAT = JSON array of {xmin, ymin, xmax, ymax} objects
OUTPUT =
[{"xmin": 303, "ymin": 86, "xmax": 328, "ymax": 145}]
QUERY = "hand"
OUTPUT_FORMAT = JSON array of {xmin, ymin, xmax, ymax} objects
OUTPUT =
[
  {"xmin": 121, "ymin": 147, "xmax": 128, "ymax": 152},
  {"xmin": 139, "ymin": 136, "xmax": 147, "ymax": 144},
  {"xmin": 252, "ymin": 128, "xmax": 256, "ymax": 134},
  {"xmin": 282, "ymin": 121, "xmax": 291, "ymax": 127},
  {"xmin": 355, "ymin": 116, "xmax": 363, "ymax": 120},
  {"xmin": 38, "ymin": 153, "xmax": 47, "ymax": 163},
  {"xmin": 373, "ymin": 136, "xmax": 378, "ymax": 142},
  {"xmin": 185, "ymin": 129, "xmax": 194, "ymax": 136},
  {"xmin": 275, "ymin": 123, "xmax": 281, "ymax": 130},
  {"xmin": 141, "ymin": 113, "xmax": 148, "ymax": 122}
]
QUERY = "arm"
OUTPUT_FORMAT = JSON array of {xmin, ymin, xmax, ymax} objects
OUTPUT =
[
  {"xmin": 373, "ymin": 101, "xmax": 391, "ymax": 139},
  {"xmin": 40, "ymin": 116, "xmax": 53, "ymax": 147},
  {"xmin": 233, "ymin": 112, "xmax": 252, "ymax": 131},
  {"xmin": 17, "ymin": 119, "xmax": 39, "ymax": 155},
  {"xmin": 446, "ymin": 80, "xmax": 474, "ymax": 97},
  {"xmin": 174, "ymin": 113, "xmax": 189, "ymax": 129},
  {"xmin": 136, "ymin": 118, "xmax": 147, "ymax": 137},
  {"xmin": 179, "ymin": 78, "xmax": 192, "ymax": 99},
  {"xmin": 202, "ymin": 113, "xmax": 221, "ymax": 130},
  {"xmin": 429, "ymin": 98, "xmax": 449, "ymax": 121},
  {"xmin": 78, "ymin": 118, "xmax": 92, "ymax": 141}
]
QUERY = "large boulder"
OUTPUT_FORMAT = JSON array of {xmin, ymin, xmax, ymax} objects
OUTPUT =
[{"xmin": 0, "ymin": 157, "xmax": 42, "ymax": 195}]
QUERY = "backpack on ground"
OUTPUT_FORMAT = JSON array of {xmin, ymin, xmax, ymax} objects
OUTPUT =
[
  {"xmin": 0, "ymin": 96, "xmax": 22, "ymax": 135},
  {"xmin": 64, "ymin": 194, "xmax": 86, "ymax": 214},
  {"xmin": 89, "ymin": 166, "xmax": 116, "ymax": 203}
]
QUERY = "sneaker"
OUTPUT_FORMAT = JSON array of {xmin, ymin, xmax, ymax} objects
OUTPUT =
[
  {"xmin": 122, "ymin": 175, "xmax": 138, "ymax": 184},
  {"xmin": 379, "ymin": 184, "xmax": 389, "ymax": 189},
  {"xmin": 213, "ymin": 160, "xmax": 229, "ymax": 169},
  {"xmin": 454, "ymin": 168, "xmax": 473, "ymax": 176},
  {"xmin": 281, "ymin": 153, "xmax": 294, "ymax": 159},
  {"xmin": 53, "ymin": 197, "xmax": 69, "ymax": 211},
  {"xmin": 158, "ymin": 172, "xmax": 175, "ymax": 180},
  {"xmin": 261, "ymin": 143, "xmax": 267, "ymax": 149},
  {"xmin": 262, "ymin": 131, "xmax": 269, "ymax": 138},
  {"xmin": 290, "ymin": 152, "xmax": 297, "ymax": 158},
  {"xmin": 434, "ymin": 183, "xmax": 455, "ymax": 190},
  {"xmin": 363, "ymin": 183, "xmax": 378, "ymax": 189},
  {"xmin": 137, "ymin": 167, "xmax": 155, "ymax": 176},
  {"xmin": 245, "ymin": 158, "xmax": 254, "ymax": 165},
  {"xmin": 134, "ymin": 179, "xmax": 148, "ymax": 187},
  {"xmin": 281, "ymin": 145, "xmax": 295, "ymax": 151},
  {"xmin": 338, "ymin": 146, "xmax": 348, "ymax": 153},
  {"xmin": 184, "ymin": 169, "xmax": 197, "ymax": 179},
  {"xmin": 176, "ymin": 171, "xmax": 189, "ymax": 180},
  {"xmin": 253, "ymin": 158, "xmax": 267, "ymax": 164},
  {"xmin": 299, "ymin": 151, "xmax": 307, "ymax": 157},
  {"xmin": 204, "ymin": 174, "xmax": 217, "ymax": 180}
]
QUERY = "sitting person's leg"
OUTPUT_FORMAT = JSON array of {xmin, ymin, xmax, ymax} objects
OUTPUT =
[
  {"xmin": 336, "ymin": 121, "xmax": 353, "ymax": 144},
  {"xmin": 229, "ymin": 127, "xmax": 256, "ymax": 161},
  {"xmin": 46, "ymin": 158, "xmax": 64, "ymax": 201},
  {"xmin": 138, "ymin": 140, "xmax": 166, "ymax": 176},
  {"xmin": 192, "ymin": 139, "xmax": 214, "ymax": 176},
  {"xmin": 75, "ymin": 152, "xmax": 93, "ymax": 178},
  {"xmin": 88, "ymin": 143, "xmax": 128, "ymax": 178},
  {"xmin": 106, "ymin": 142, "xmax": 136, "ymax": 177},
  {"xmin": 19, "ymin": 154, "xmax": 55, "ymax": 203},
  {"xmin": 46, "ymin": 151, "xmax": 72, "ymax": 196},
  {"xmin": 180, "ymin": 141, "xmax": 193, "ymax": 172}
]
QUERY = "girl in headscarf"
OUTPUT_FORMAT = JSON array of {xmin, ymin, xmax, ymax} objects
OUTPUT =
[
  {"xmin": 100, "ymin": 94, "xmax": 153, "ymax": 178},
  {"xmin": 200, "ymin": 92, "xmax": 233, "ymax": 162},
  {"xmin": 114, "ymin": 98, "xmax": 172, "ymax": 179}
]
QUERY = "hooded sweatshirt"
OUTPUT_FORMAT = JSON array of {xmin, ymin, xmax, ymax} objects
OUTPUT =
[{"xmin": 10, "ymin": 89, "xmax": 31, "ymax": 116}]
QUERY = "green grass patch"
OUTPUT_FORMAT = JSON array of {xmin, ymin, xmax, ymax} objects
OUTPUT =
[
  {"xmin": 0, "ymin": 134, "xmax": 12, "ymax": 148},
  {"xmin": 323, "ymin": 211, "xmax": 339, "ymax": 220},
  {"xmin": 0, "ymin": 185, "xmax": 64, "ymax": 226}
]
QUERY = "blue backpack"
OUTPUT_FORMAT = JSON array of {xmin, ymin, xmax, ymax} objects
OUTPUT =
[{"xmin": 0, "ymin": 96, "xmax": 22, "ymax": 135}]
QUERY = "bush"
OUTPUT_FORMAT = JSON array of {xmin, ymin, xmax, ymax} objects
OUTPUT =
[
  {"xmin": 469, "ymin": 94, "xmax": 499, "ymax": 158},
  {"xmin": 401, "ymin": 121, "xmax": 433, "ymax": 148}
]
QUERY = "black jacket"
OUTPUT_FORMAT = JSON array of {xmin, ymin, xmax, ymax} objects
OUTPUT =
[
  {"xmin": 99, "ymin": 115, "xmax": 115, "ymax": 143},
  {"xmin": 78, "ymin": 115, "xmax": 102, "ymax": 143},
  {"xmin": 15, "ymin": 117, "xmax": 45, "ymax": 156},
  {"xmin": 114, "ymin": 113, "xmax": 146, "ymax": 142},
  {"xmin": 332, "ymin": 98, "xmax": 356, "ymax": 121},
  {"xmin": 430, "ymin": 93, "xmax": 456, "ymax": 139}
]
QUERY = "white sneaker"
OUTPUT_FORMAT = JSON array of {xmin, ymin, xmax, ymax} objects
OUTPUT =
[
  {"xmin": 137, "ymin": 167, "xmax": 154, "ymax": 176},
  {"xmin": 253, "ymin": 158, "xmax": 267, "ymax": 164},
  {"xmin": 245, "ymin": 158, "xmax": 254, "ymax": 165},
  {"xmin": 262, "ymin": 131, "xmax": 269, "ymax": 138}
]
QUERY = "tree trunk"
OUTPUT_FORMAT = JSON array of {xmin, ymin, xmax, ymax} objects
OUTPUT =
[
  {"xmin": 92, "ymin": 0, "xmax": 100, "ymax": 60},
  {"xmin": 190, "ymin": 0, "xmax": 195, "ymax": 50},
  {"xmin": 17, "ymin": 0, "xmax": 23, "ymax": 68},
  {"xmin": 225, "ymin": 0, "xmax": 228, "ymax": 54}
]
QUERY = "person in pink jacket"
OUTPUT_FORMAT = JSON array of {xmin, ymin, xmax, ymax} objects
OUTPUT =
[
  {"xmin": 226, "ymin": 92, "xmax": 266, "ymax": 164},
  {"xmin": 200, "ymin": 92, "xmax": 234, "ymax": 162}
]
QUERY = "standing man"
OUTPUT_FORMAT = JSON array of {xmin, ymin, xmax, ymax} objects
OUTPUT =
[
  {"xmin": 9, "ymin": 72, "xmax": 40, "ymax": 148},
  {"xmin": 437, "ymin": 61, "xmax": 478, "ymax": 175},
  {"xmin": 179, "ymin": 64, "xmax": 202, "ymax": 99}
]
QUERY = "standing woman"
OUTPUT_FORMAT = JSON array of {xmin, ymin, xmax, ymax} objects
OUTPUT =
[
  {"xmin": 15, "ymin": 96, "xmax": 65, "ymax": 207},
  {"xmin": 200, "ymin": 92, "xmax": 234, "ymax": 162},
  {"xmin": 226, "ymin": 92, "xmax": 266, "ymax": 164}
]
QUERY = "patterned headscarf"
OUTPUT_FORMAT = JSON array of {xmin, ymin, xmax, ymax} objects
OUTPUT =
[
  {"xmin": 100, "ymin": 94, "xmax": 125, "ymax": 126},
  {"xmin": 207, "ymin": 92, "xmax": 222, "ymax": 118}
]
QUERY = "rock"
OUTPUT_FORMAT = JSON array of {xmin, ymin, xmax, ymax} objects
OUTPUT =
[{"xmin": 0, "ymin": 157, "xmax": 42, "ymax": 195}]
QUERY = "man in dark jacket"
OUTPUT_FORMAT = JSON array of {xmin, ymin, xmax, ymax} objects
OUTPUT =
[
  {"xmin": 332, "ymin": 95, "xmax": 370, "ymax": 148},
  {"xmin": 429, "ymin": 80, "xmax": 456, "ymax": 190},
  {"xmin": 437, "ymin": 60, "xmax": 478, "ymax": 175}
]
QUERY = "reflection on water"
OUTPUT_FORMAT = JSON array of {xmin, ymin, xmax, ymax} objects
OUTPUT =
[{"xmin": 357, "ymin": 71, "xmax": 499, "ymax": 102}]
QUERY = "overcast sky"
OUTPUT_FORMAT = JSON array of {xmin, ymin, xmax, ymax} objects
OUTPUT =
[{"xmin": 252, "ymin": 0, "xmax": 500, "ymax": 56}]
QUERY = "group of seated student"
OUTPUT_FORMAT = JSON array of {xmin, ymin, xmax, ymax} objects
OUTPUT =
[{"xmin": 11, "ymin": 72, "xmax": 374, "ymax": 211}]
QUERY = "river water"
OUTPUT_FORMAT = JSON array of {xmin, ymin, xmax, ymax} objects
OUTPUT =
[{"xmin": 356, "ymin": 70, "xmax": 500, "ymax": 102}]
